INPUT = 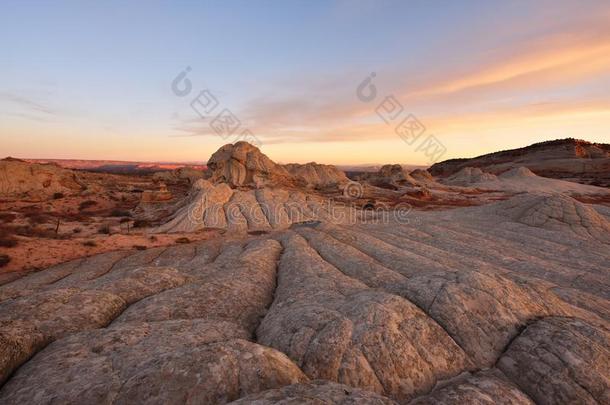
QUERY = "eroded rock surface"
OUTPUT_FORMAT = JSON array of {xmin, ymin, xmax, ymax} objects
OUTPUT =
[
  {"xmin": 498, "ymin": 317, "xmax": 610, "ymax": 405},
  {"xmin": 411, "ymin": 370, "xmax": 535, "ymax": 405},
  {"xmin": 0, "ymin": 320, "xmax": 306, "ymax": 404},
  {"xmin": 257, "ymin": 233, "xmax": 470, "ymax": 402},
  {"xmin": 0, "ymin": 158, "xmax": 85, "ymax": 200},
  {"xmin": 153, "ymin": 178, "xmax": 360, "ymax": 233},
  {"xmin": 0, "ymin": 192, "xmax": 608, "ymax": 404},
  {"xmin": 229, "ymin": 380, "xmax": 397, "ymax": 404}
]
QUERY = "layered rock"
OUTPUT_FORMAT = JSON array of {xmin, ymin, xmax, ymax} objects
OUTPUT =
[
  {"xmin": 492, "ymin": 193, "xmax": 610, "ymax": 243},
  {"xmin": 0, "ymin": 320, "xmax": 306, "ymax": 404},
  {"xmin": 411, "ymin": 370, "xmax": 534, "ymax": 404},
  {"xmin": 256, "ymin": 232, "xmax": 471, "ymax": 402},
  {"xmin": 230, "ymin": 380, "xmax": 398, "ymax": 404},
  {"xmin": 206, "ymin": 142, "xmax": 293, "ymax": 188},
  {"xmin": 283, "ymin": 162, "xmax": 349, "ymax": 189},
  {"xmin": 205, "ymin": 142, "xmax": 349, "ymax": 190},
  {"xmin": 498, "ymin": 317, "xmax": 610, "ymax": 405},
  {"xmin": 153, "ymin": 178, "xmax": 359, "ymax": 233},
  {"xmin": 0, "ymin": 191, "xmax": 608, "ymax": 404},
  {"xmin": 444, "ymin": 167, "xmax": 498, "ymax": 186},
  {"xmin": 429, "ymin": 138, "xmax": 610, "ymax": 186}
]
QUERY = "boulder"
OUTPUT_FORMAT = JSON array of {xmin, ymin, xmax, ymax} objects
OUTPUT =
[{"xmin": 206, "ymin": 142, "xmax": 293, "ymax": 188}]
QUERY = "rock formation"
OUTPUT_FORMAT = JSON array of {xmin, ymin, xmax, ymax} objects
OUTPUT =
[
  {"xmin": 1, "ymin": 192, "xmax": 608, "ymax": 403},
  {"xmin": 206, "ymin": 142, "xmax": 294, "ymax": 188},
  {"xmin": 0, "ymin": 158, "xmax": 85, "ymax": 200},
  {"xmin": 440, "ymin": 165, "xmax": 610, "ymax": 196},
  {"xmin": 205, "ymin": 142, "xmax": 349, "ymax": 190},
  {"xmin": 152, "ymin": 179, "xmax": 358, "ymax": 233},
  {"xmin": 444, "ymin": 167, "xmax": 498, "ymax": 186},
  {"xmin": 283, "ymin": 162, "xmax": 349, "ymax": 189},
  {"xmin": 140, "ymin": 182, "xmax": 173, "ymax": 203},
  {"xmin": 429, "ymin": 138, "xmax": 610, "ymax": 186}
]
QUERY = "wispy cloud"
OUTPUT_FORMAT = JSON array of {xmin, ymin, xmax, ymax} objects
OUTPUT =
[{"xmin": 0, "ymin": 92, "xmax": 56, "ymax": 116}]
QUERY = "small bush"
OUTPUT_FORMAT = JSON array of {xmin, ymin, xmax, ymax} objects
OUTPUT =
[
  {"xmin": 72, "ymin": 227, "xmax": 82, "ymax": 233},
  {"xmin": 79, "ymin": 200, "xmax": 98, "ymax": 211},
  {"xmin": 149, "ymin": 235, "xmax": 158, "ymax": 242},
  {"xmin": 52, "ymin": 192, "xmax": 65, "ymax": 199},
  {"xmin": 25, "ymin": 212, "xmax": 52, "ymax": 224},
  {"xmin": 12, "ymin": 225, "xmax": 56, "ymax": 238},
  {"xmin": 133, "ymin": 245, "xmax": 147, "ymax": 250},
  {"xmin": 97, "ymin": 224, "xmax": 111, "ymax": 235},
  {"xmin": 83, "ymin": 240, "xmax": 97, "ymax": 247},
  {"xmin": 0, "ymin": 254, "xmax": 10, "ymax": 267},
  {"xmin": 175, "ymin": 237, "xmax": 190, "ymax": 244},
  {"xmin": 110, "ymin": 209, "xmax": 131, "ymax": 217}
]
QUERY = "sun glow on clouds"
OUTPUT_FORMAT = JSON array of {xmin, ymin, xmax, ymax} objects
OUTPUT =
[{"xmin": 1, "ymin": 2, "xmax": 610, "ymax": 164}]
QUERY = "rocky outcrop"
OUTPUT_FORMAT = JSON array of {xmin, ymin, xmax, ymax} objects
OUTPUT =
[
  {"xmin": 0, "ymin": 192, "xmax": 608, "ymax": 403},
  {"xmin": 153, "ymin": 167, "xmax": 205, "ymax": 184},
  {"xmin": 0, "ymin": 158, "xmax": 85, "ymax": 200},
  {"xmin": 283, "ymin": 162, "xmax": 349, "ymax": 189},
  {"xmin": 429, "ymin": 138, "xmax": 610, "ymax": 186},
  {"xmin": 411, "ymin": 370, "xmax": 535, "ymax": 404},
  {"xmin": 410, "ymin": 168, "xmax": 435, "ymax": 183},
  {"xmin": 229, "ymin": 380, "xmax": 398, "ymax": 404},
  {"xmin": 256, "ymin": 232, "xmax": 471, "ymax": 402},
  {"xmin": 0, "ymin": 320, "xmax": 306, "ymax": 404},
  {"xmin": 140, "ymin": 183, "xmax": 173, "ymax": 202},
  {"xmin": 498, "ymin": 317, "xmax": 610, "ymax": 405},
  {"xmin": 153, "ymin": 178, "xmax": 359, "ymax": 233},
  {"xmin": 444, "ymin": 167, "xmax": 498, "ymax": 186},
  {"xmin": 206, "ymin": 142, "xmax": 293, "ymax": 188},
  {"xmin": 441, "ymin": 166, "xmax": 610, "ymax": 196},
  {"xmin": 205, "ymin": 142, "xmax": 349, "ymax": 190},
  {"xmin": 492, "ymin": 193, "xmax": 610, "ymax": 243}
]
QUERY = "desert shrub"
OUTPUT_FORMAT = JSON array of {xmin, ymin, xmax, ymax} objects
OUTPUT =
[
  {"xmin": 175, "ymin": 237, "xmax": 190, "ymax": 244},
  {"xmin": 97, "ymin": 224, "xmax": 111, "ymax": 235},
  {"xmin": 149, "ymin": 235, "xmax": 157, "ymax": 242},
  {"xmin": 0, "ymin": 254, "xmax": 10, "ymax": 267},
  {"xmin": 0, "ymin": 236, "xmax": 18, "ymax": 248},
  {"xmin": 72, "ymin": 227, "xmax": 82, "ymax": 233},
  {"xmin": 133, "ymin": 245, "xmax": 147, "ymax": 250},
  {"xmin": 52, "ymin": 192, "xmax": 65, "ymax": 199},
  {"xmin": 11, "ymin": 225, "xmax": 56, "ymax": 239},
  {"xmin": 79, "ymin": 200, "xmax": 98, "ymax": 211},
  {"xmin": 25, "ymin": 212, "xmax": 52, "ymax": 224},
  {"xmin": 0, "ymin": 212, "xmax": 17, "ymax": 223},
  {"xmin": 110, "ymin": 209, "xmax": 131, "ymax": 217},
  {"xmin": 83, "ymin": 240, "xmax": 97, "ymax": 247},
  {"xmin": 133, "ymin": 219, "xmax": 151, "ymax": 228}
]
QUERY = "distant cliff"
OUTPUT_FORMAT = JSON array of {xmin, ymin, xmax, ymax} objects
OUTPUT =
[{"xmin": 429, "ymin": 138, "xmax": 610, "ymax": 187}]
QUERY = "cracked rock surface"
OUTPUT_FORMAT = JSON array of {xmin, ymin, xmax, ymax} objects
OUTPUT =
[{"xmin": 0, "ymin": 193, "xmax": 608, "ymax": 404}]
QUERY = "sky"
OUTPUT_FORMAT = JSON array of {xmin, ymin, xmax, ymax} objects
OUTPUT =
[{"xmin": 1, "ymin": 0, "xmax": 610, "ymax": 165}]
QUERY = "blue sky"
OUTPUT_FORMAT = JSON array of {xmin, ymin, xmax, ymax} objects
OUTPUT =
[{"xmin": 1, "ymin": 0, "xmax": 609, "ymax": 164}]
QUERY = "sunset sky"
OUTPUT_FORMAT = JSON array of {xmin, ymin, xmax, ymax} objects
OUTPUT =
[{"xmin": 1, "ymin": 0, "xmax": 610, "ymax": 165}]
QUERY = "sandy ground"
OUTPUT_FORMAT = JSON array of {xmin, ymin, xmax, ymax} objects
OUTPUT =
[{"xmin": 0, "ymin": 230, "xmax": 221, "ymax": 284}]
